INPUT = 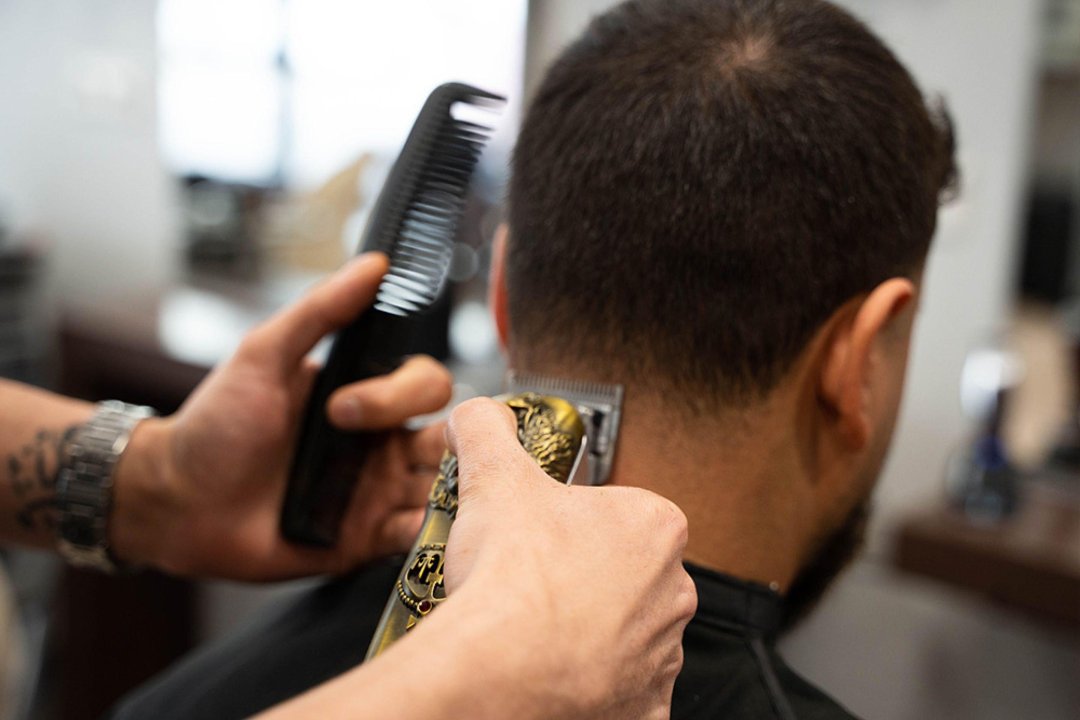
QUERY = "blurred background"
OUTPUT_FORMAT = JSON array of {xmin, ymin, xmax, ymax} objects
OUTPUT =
[{"xmin": 0, "ymin": 0, "xmax": 1077, "ymax": 718}]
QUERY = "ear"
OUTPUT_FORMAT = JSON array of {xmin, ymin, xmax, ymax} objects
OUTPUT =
[
  {"xmin": 488, "ymin": 223, "xmax": 511, "ymax": 351},
  {"xmin": 818, "ymin": 278, "xmax": 916, "ymax": 450}
]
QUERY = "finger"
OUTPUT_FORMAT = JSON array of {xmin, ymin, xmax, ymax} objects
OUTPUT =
[
  {"xmin": 361, "ymin": 431, "xmax": 436, "ymax": 507},
  {"xmin": 376, "ymin": 508, "xmax": 425, "ymax": 554},
  {"xmin": 289, "ymin": 357, "xmax": 322, "ymax": 405},
  {"xmin": 677, "ymin": 568, "xmax": 699, "ymax": 625},
  {"xmin": 241, "ymin": 252, "xmax": 389, "ymax": 374},
  {"xmin": 327, "ymin": 355, "xmax": 453, "ymax": 430},
  {"xmin": 392, "ymin": 470, "xmax": 432, "ymax": 510},
  {"xmin": 445, "ymin": 398, "xmax": 536, "ymax": 503},
  {"xmin": 405, "ymin": 422, "xmax": 449, "ymax": 468}
]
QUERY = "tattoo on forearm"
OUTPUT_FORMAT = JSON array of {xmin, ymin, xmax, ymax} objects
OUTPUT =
[{"xmin": 6, "ymin": 426, "xmax": 79, "ymax": 531}]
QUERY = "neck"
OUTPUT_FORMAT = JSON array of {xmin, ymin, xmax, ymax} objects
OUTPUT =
[
  {"xmin": 506, "ymin": 353, "xmax": 820, "ymax": 593},
  {"xmin": 603, "ymin": 393, "xmax": 814, "ymax": 593}
]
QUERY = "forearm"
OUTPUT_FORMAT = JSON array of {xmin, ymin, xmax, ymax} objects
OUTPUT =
[
  {"xmin": 0, "ymin": 379, "xmax": 169, "ymax": 566},
  {"xmin": 0, "ymin": 379, "xmax": 94, "ymax": 549},
  {"xmin": 255, "ymin": 586, "xmax": 555, "ymax": 720}
]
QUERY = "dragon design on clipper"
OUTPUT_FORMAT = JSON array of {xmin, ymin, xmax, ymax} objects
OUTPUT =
[
  {"xmin": 428, "ymin": 453, "xmax": 458, "ymax": 517},
  {"xmin": 507, "ymin": 393, "xmax": 585, "ymax": 484}
]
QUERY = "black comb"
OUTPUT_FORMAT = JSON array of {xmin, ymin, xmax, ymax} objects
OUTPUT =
[{"xmin": 281, "ymin": 82, "xmax": 504, "ymax": 547}]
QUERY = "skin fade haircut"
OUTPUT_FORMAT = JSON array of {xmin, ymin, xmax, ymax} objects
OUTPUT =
[{"xmin": 507, "ymin": 0, "xmax": 957, "ymax": 411}]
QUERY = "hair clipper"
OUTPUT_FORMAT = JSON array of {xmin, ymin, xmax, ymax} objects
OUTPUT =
[{"xmin": 365, "ymin": 375, "xmax": 623, "ymax": 659}]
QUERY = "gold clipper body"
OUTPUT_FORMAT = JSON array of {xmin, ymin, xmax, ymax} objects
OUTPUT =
[{"xmin": 365, "ymin": 392, "xmax": 586, "ymax": 660}]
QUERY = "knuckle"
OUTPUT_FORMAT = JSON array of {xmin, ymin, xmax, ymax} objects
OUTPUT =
[
  {"xmin": 670, "ymin": 644, "xmax": 685, "ymax": 675},
  {"xmin": 635, "ymin": 491, "xmax": 684, "ymax": 523},
  {"xmin": 670, "ymin": 507, "xmax": 690, "ymax": 548},
  {"xmin": 678, "ymin": 573, "xmax": 699, "ymax": 621},
  {"xmin": 650, "ymin": 496, "xmax": 689, "ymax": 545}
]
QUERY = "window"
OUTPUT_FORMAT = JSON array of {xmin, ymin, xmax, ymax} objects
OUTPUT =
[{"xmin": 158, "ymin": 0, "xmax": 526, "ymax": 188}]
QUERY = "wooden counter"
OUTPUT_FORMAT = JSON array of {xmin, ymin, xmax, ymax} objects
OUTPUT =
[{"xmin": 894, "ymin": 476, "xmax": 1080, "ymax": 630}]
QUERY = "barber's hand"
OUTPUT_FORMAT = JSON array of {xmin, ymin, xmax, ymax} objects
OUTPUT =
[
  {"xmin": 111, "ymin": 253, "xmax": 451, "ymax": 581},
  {"xmin": 438, "ymin": 398, "xmax": 697, "ymax": 720}
]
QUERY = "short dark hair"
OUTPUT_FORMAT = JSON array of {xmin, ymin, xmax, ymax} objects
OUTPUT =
[{"xmin": 506, "ymin": 0, "xmax": 956, "ymax": 409}]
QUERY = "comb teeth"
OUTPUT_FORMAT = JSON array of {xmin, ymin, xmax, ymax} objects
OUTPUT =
[{"xmin": 372, "ymin": 89, "xmax": 501, "ymax": 317}]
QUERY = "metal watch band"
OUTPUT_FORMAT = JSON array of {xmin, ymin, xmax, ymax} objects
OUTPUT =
[{"xmin": 56, "ymin": 400, "xmax": 155, "ymax": 573}]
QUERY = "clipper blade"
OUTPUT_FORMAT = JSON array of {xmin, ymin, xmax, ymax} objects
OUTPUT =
[{"xmin": 504, "ymin": 371, "xmax": 624, "ymax": 486}]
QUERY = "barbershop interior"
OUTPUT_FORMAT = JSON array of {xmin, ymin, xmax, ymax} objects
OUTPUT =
[{"xmin": 0, "ymin": 0, "xmax": 1078, "ymax": 718}]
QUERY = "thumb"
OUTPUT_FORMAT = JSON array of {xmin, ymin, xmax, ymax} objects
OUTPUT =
[
  {"xmin": 446, "ymin": 398, "xmax": 535, "ymax": 507},
  {"xmin": 239, "ymin": 252, "xmax": 389, "ymax": 375}
]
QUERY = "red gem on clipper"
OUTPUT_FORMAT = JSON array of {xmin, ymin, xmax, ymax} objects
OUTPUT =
[{"xmin": 418, "ymin": 600, "xmax": 433, "ymax": 614}]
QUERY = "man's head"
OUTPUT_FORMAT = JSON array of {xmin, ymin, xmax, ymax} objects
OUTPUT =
[{"xmin": 490, "ymin": 0, "xmax": 956, "ymax": 617}]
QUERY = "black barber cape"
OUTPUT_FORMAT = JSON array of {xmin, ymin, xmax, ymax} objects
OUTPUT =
[{"xmin": 110, "ymin": 560, "xmax": 858, "ymax": 720}]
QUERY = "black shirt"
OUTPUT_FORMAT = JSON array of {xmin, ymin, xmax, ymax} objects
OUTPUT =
[{"xmin": 110, "ymin": 560, "xmax": 858, "ymax": 719}]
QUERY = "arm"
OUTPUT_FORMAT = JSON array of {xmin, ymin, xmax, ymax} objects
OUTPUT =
[
  {"xmin": 254, "ymin": 585, "xmax": 538, "ymax": 720},
  {"xmin": 0, "ymin": 253, "xmax": 451, "ymax": 579},
  {"xmin": 0, "ymin": 380, "xmax": 93, "ymax": 548}
]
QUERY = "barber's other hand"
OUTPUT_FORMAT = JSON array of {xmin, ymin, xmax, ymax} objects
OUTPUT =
[
  {"xmin": 439, "ymin": 398, "xmax": 696, "ymax": 720},
  {"xmin": 110, "ymin": 253, "xmax": 451, "ymax": 581}
]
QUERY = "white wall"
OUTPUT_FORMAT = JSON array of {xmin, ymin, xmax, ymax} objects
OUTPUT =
[
  {"xmin": 841, "ymin": 0, "xmax": 1042, "ymax": 536},
  {"xmin": 0, "ymin": 0, "xmax": 180, "ymax": 299},
  {"xmin": 526, "ymin": 2, "xmax": 1080, "ymax": 719}
]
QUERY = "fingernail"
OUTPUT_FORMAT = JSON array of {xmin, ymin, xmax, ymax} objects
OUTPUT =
[
  {"xmin": 338, "ymin": 253, "xmax": 377, "ymax": 279},
  {"xmin": 336, "ymin": 397, "xmax": 362, "ymax": 426},
  {"xmin": 351, "ymin": 252, "xmax": 387, "ymax": 271}
]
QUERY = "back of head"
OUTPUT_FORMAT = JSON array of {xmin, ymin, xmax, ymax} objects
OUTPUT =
[{"xmin": 507, "ymin": 0, "xmax": 956, "ymax": 412}]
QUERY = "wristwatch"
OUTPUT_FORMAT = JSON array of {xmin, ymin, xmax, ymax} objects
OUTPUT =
[{"xmin": 56, "ymin": 400, "xmax": 155, "ymax": 573}]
